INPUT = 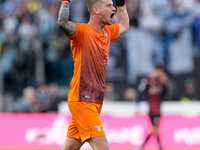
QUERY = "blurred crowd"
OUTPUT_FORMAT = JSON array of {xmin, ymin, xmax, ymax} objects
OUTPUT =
[
  {"xmin": 13, "ymin": 83, "xmax": 61, "ymax": 112},
  {"xmin": 0, "ymin": 0, "xmax": 200, "ymax": 112}
]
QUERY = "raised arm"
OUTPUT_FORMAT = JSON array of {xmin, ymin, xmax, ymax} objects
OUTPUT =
[
  {"xmin": 116, "ymin": 0, "xmax": 129, "ymax": 37},
  {"xmin": 57, "ymin": 0, "xmax": 76, "ymax": 36}
]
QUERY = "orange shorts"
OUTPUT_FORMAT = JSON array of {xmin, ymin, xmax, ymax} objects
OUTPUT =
[{"xmin": 67, "ymin": 101, "xmax": 106, "ymax": 143}]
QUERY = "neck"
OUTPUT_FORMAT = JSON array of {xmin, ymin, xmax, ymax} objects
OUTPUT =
[{"xmin": 88, "ymin": 15, "xmax": 105, "ymax": 33}]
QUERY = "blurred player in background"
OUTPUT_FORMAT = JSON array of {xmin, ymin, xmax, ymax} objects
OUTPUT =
[
  {"xmin": 137, "ymin": 66, "xmax": 169, "ymax": 150},
  {"xmin": 57, "ymin": 0, "xmax": 129, "ymax": 149}
]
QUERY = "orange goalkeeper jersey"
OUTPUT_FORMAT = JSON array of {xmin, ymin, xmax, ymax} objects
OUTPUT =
[{"xmin": 65, "ymin": 23, "xmax": 119, "ymax": 104}]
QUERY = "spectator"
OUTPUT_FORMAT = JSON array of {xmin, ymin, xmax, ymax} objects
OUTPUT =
[
  {"xmin": 123, "ymin": 88, "xmax": 137, "ymax": 101},
  {"xmin": 69, "ymin": 0, "xmax": 88, "ymax": 23},
  {"xmin": 0, "ymin": 43, "xmax": 16, "ymax": 93},
  {"xmin": 47, "ymin": 83, "xmax": 59, "ymax": 103},
  {"xmin": 14, "ymin": 86, "xmax": 40, "ymax": 112},
  {"xmin": 106, "ymin": 35, "xmax": 127, "ymax": 82},
  {"xmin": 163, "ymin": 0, "xmax": 194, "ymax": 75},
  {"xmin": 181, "ymin": 78, "xmax": 197, "ymax": 101},
  {"xmin": 125, "ymin": 0, "xmax": 156, "ymax": 84},
  {"xmin": 35, "ymin": 83, "xmax": 50, "ymax": 111},
  {"xmin": 192, "ymin": 0, "xmax": 200, "ymax": 56},
  {"xmin": 41, "ymin": 83, "xmax": 63, "ymax": 112},
  {"xmin": 140, "ymin": 5, "xmax": 164, "ymax": 65},
  {"xmin": 18, "ymin": 15, "xmax": 37, "ymax": 52},
  {"xmin": 104, "ymin": 82, "xmax": 119, "ymax": 101}
]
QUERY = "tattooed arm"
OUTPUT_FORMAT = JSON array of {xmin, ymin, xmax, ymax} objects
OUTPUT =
[
  {"xmin": 57, "ymin": 2, "xmax": 76, "ymax": 36},
  {"xmin": 116, "ymin": 6, "xmax": 129, "ymax": 37}
]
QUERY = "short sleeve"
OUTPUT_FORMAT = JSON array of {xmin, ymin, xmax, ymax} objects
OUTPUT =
[
  {"xmin": 64, "ymin": 23, "xmax": 81, "ymax": 42},
  {"xmin": 106, "ymin": 24, "xmax": 119, "ymax": 41}
]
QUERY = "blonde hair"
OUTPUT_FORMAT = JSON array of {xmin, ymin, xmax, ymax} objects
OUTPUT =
[{"xmin": 87, "ymin": 0, "xmax": 103, "ymax": 13}]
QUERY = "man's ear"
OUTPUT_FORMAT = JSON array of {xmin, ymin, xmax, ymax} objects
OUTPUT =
[{"xmin": 93, "ymin": 6, "xmax": 99, "ymax": 15}]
